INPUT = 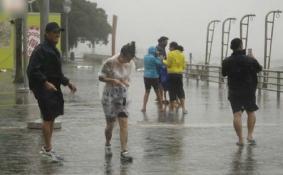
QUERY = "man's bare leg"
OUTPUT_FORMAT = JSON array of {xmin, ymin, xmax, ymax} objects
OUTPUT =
[
  {"xmin": 246, "ymin": 111, "xmax": 256, "ymax": 141},
  {"xmin": 233, "ymin": 111, "xmax": 243, "ymax": 145},
  {"xmin": 42, "ymin": 120, "xmax": 53, "ymax": 151}
]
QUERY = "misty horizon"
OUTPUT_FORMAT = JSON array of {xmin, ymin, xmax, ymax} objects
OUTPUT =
[{"xmin": 74, "ymin": 0, "xmax": 283, "ymax": 67}]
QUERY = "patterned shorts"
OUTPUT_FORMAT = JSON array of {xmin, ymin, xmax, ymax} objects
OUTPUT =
[{"xmin": 101, "ymin": 86, "xmax": 129, "ymax": 119}]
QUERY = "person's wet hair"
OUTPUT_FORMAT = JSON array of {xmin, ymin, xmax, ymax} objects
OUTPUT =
[
  {"xmin": 169, "ymin": 41, "xmax": 178, "ymax": 50},
  {"xmin": 177, "ymin": 45, "xmax": 184, "ymax": 52},
  {"xmin": 158, "ymin": 36, "xmax": 168, "ymax": 43},
  {"xmin": 121, "ymin": 41, "xmax": 136, "ymax": 58},
  {"xmin": 230, "ymin": 38, "xmax": 243, "ymax": 51}
]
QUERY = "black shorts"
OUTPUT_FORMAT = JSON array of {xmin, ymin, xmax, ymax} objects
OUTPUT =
[
  {"xmin": 144, "ymin": 77, "xmax": 159, "ymax": 92},
  {"xmin": 32, "ymin": 87, "xmax": 64, "ymax": 121},
  {"xmin": 228, "ymin": 93, "xmax": 258, "ymax": 113},
  {"xmin": 168, "ymin": 74, "xmax": 185, "ymax": 101}
]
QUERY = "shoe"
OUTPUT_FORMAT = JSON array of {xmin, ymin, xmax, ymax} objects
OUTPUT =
[
  {"xmin": 120, "ymin": 151, "xmax": 133, "ymax": 163},
  {"xmin": 105, "ymin": 145, "xmax": 113, "ymax": 157},
  {"xmin": 236, "ymin": 142, "xmax": 244, "ymax": 147},
  {"xmin": 182, "ymin": 110, "xmax": 188, "ymax": 115},
  {"xmin": 247, "ymin": 139, "xmax": 256, "ymax": 146},
  {"xmin": 40, "ymin": 146, "xmax": 64, "ymax": 162}
]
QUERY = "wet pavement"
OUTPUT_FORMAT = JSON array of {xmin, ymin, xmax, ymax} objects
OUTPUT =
[{"xmin": 0, "ymin": 59, "xmax": 283, "ymax": 175}]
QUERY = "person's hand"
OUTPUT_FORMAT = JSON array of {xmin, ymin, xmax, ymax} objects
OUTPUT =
[
  {"xmin": 44, "ymin": 81, "xmax": 57, "ymax": 91},
  {"xmin": 121, "ymin": 79, "xmax": 129, "ymax": 87},
  {"xmin": 112, "ymin": 79, "xmax": 125, "ymax": 87},
  {"xmin": 68, "ymin": 82, "xmax": 77, "ymax": 93}
]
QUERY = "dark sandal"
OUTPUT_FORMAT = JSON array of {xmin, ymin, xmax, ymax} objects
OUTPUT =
[{"xmin": 247, "ymin": 139, "xmax": 256, "ymax": 146}]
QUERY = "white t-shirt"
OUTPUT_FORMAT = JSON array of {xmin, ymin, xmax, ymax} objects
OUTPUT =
[{"xmin": 98, "ymin": 54, "xmax": 135, "ymax": 87}]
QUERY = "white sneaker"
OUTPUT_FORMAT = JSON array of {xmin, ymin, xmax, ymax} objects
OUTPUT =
[
  {"xmin": 40, "ymin": 146, "xmax": 64, "ymax": 162},
  {"xmin": 105, "ymin": 145, "xmax": 113, "ymax": 156}
]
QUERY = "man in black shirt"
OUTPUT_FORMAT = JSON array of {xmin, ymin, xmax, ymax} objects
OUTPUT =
[
  {"xmin": 156, "ymin": 36, "xmax": 169, "ymax": 105},
  {"xmin": 27, "ymin": 22, "xmax": 77, "ymax": 161},
  {"xmin": 156, "ymin": 36, "xmax": 168, "ymax": 59},
  {"xmin": 222, "ymin": 38, "xmax": 262, "ymax": 146}
]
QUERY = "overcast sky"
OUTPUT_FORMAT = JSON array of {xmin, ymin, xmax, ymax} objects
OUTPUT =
[{"xmin": 86, "ymin": 0, "xmax": 283, "ymax": 66}]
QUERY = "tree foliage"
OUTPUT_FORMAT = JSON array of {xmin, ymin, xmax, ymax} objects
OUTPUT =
[{"xmin": 32, "ymin": 0, "xmax": 112, "ymax": 49}]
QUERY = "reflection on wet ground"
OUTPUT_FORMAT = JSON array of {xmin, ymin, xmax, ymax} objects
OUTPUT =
[{"xmin": 0, "ymin": 60, "xmax": 283, "ymax": 174}]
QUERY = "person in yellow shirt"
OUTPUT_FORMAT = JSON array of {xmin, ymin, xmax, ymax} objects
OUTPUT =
[{"xmin": 163, "ymin": 42, "xmax": 187, "ymax": 114}]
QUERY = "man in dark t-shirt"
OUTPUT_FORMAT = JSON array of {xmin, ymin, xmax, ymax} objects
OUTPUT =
[
  {"xmin": 156, "ymin": 36, "xmax": 169, "ymax": 105},
  {"xmin": 222, "ymin": 38, "xmax": 262, "ymax": 146}
]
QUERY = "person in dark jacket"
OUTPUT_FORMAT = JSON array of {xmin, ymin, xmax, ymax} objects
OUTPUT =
[
  {"xmin": 156, "ymin": 36, "xmax": 169, "ymax": 105},
  {"xmin": 222, "ymin": 38, "xmax": 262, "ymax": 146},
  {"xmin": 156, "ymin": 36, "xmax": 168, "ymax": 60},
  {"xmin": 27, "ymin": 22, "xmax": 77, "ymax": 161}
]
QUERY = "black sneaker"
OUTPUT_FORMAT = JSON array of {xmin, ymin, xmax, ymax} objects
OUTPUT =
[{"xmin": 120, "ymin": 151, "xmax": 133, "ymax": 163}]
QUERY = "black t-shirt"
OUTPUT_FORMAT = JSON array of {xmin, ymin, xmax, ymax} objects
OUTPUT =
[
  {"xmin": 156, "ymin": 45, "xmax": 166, "ymax": 59},
  {"xmin": 222, "ymin": 50, "xmax": 262, "ymax": 95}
]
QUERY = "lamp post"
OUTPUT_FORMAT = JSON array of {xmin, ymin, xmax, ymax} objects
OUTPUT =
[
  {"xmin": 263, "ymin": 10, "xmax": 282, "ymax": 87},
  {"xmin": 112, "ymin": 15, "xmax": 118, "ymax": 56},
  {"xmin": 63, "ymin": 0, "xmax": 72, "ymax": 61},
  {"xmin": 240, "ymin": 14, "xmax": 256, "ymax": 50},
  {"xmin": 264, "ymin": 10, "xmax": 282, "ymax": 70},
  {"xmin": 205, "ymin": 20, "xmax": 220, "ymax": 65},
  {"xmin": 221, "ymin": 17, "xmax": 236, "ymax": 62},
  {"xmin": 3, "ymin": 0, "xmax": 27, "ymax": 84},
  {"xmin": 40, "ymin": 0, "xmax": 49, "ymax": 43}
]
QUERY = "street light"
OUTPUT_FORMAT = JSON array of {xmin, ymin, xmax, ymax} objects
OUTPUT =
[
  {"xmin": 240, "ymin": 14, "xmax": 256, "ymax": 50},
  {"xmin": 263, "ymin": 10, "xmax": 282, "ymax": 88},
  {"xmin": 63, "ymin": 0, "xmax": 72, "ymax": 61},
  {"xmin": 205, "ymin": 20, "xmax": 220, "ymax": 65},
  {"xmin": 264, "ymin": 10, "xmax": 282, "ymax": 70},
  {"xmin": 221, "ymin": 17, "xmax": 236, "ymax": 62}
]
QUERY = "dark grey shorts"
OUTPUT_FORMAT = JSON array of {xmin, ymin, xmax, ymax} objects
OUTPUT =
[{"xmin": 228, "ymin": 93, "xmax": 258, "ymax": 113}]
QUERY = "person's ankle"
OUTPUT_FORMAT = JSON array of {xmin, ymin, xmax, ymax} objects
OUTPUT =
[
  {"xmin": 247, "ymin": 136, "xmax": 253, "ymax": 140},
  {"xmin": 44, "ymin": 146, "xmax": 52, "ymax": 152}
]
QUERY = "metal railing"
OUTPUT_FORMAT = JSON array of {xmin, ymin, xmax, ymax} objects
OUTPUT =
[{"xmin": 184, "ymin": 64, "xmax": 283, "ymax": 97}]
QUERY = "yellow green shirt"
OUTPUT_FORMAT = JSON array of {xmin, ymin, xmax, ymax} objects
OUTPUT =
[{"xmin": 163, "ymin": 50, "xmax": 186, "ymax": 74}]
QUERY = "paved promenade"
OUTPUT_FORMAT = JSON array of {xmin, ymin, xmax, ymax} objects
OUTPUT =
[{"xmin": 0, "ymin": 60, "xmax": 282, "ymax": 175}]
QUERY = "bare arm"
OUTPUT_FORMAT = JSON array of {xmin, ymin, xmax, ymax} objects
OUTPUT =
[{"xmin": 99, "ymin": 76, "xmax": 125, "ymax": 87}]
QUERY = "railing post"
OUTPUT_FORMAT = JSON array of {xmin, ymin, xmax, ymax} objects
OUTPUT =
[
  {"xmin": 185, "ymin": 63, "xmax": 189, "ymax": 79},
  {"xmin": 257, "ymin": 71, "xmax": 262, "ymax": 96},
  {"xmin": 277, "ymin": 72, "xmax": 281, "ymax": 98},
  {"xmin": 200, "ymin": 65, "xmax": 203, "ymax": 80},
  {"xmin": 206, "ymin": 65, "xmax": 209, "ymax": 83},
  {"xmin": 185, "ymin": 63, "xmax": 189, "ymax": 84},
  {"xmin": 196, "ymin": 65, "xmax": 199, "ymax": 84},
  {"xmin": 219, "ymin": 67, "xmax": 224, "ymax": 84},
  {"xmin": 263, "ymin": 71, "xmax": 268, "ymax": 88}
]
